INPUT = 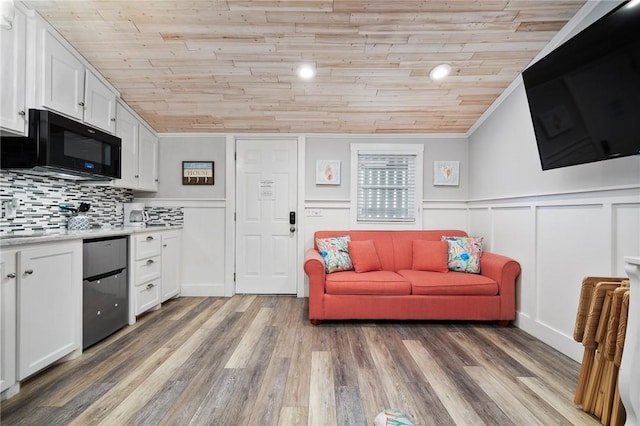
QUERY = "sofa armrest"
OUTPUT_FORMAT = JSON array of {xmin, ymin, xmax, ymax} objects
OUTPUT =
[
  {"xmin": 304, "ymin": 248, "xmax": 326, "ymax": 320},
  {"xmin": 480, "ymin": 252, "xmax": 521, "ymax": 320}
]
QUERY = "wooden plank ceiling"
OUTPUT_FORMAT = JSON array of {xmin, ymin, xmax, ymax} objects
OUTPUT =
[{"xmin": 24, "ymin": 0, "xmax": 587, "ymax": 134}]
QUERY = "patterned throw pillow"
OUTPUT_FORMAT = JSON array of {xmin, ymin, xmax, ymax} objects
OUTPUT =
[
  {"xmin": 316, "ymin": 235, "xmax": 354, "ymax": 273},
  {"xmin": 442, "ymin": 236, "xmax": 483, "ymax": 273}
]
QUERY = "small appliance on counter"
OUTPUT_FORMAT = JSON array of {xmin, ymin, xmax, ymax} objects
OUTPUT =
[
  {"xmin": 123, "ymin": 202, "xmax": 149, "ymax": 228},
  {"xmin": 60, "ymin": 202, "xmax": 92, "ymax": 230}
]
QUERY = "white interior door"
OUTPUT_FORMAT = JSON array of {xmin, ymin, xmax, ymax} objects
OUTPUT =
[{"xmin": 236, "ymin": 139, "xmax": 297, "ymax": 294}]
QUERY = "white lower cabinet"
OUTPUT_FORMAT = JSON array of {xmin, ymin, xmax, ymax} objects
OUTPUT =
[
  {"xmin": 1, "ymin": 249, "xmax": 18, "ymax": 398},
  {"xmin": 161, "ymin": 230, "xmax": 181, "ymax": 301},
  {"xmin": 130, "ymin": 229, "xmax": 182, "ymax": 319},
  {"xmin": 135, "ymin": 279, "xmax": 162, "ymax": 315},
  {"xmin": 15, "ymin": 241, "xmax": 82, "ymax": 380}
]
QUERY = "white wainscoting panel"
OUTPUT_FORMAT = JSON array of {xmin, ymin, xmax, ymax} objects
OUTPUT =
[
  {"xmin": 535, "ymin": 204, "xmax": 609, "ymax": 358},
  {"xmin": 614, "ymin": 203, "xmax": 640, "ymax": 276},
  {"xmin": 467, "ymin": 188, "xmax": 640, "ymax": 361},
  {"xmin": 180, "ymin": 206, "xmax": 227, "ymax": 296},
  {"xmin": 422, "ymin": 203, "xmax": 467, "ymax": 230},
  {"xmin": 468, "ymin": 208, "xmax": 492, "ymax": 250},
  {"xmin": 490, "ymin": 207, "xmax": 534, "ymax": 319}
]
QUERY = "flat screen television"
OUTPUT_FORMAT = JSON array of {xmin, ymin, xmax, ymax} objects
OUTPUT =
[{"xmin": 522, "ymin": 0, "xmax": 640, "ymax": 170}]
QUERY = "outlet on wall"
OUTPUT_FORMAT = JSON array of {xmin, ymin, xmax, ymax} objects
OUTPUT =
[{"xmin": 306, "ymin": 209, "xmax": 323, "ymax": 217}]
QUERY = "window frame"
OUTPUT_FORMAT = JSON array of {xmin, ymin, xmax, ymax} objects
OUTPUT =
[{"xmin": 350, "ymin": 143, "xmax": 424, "ymax": 230}]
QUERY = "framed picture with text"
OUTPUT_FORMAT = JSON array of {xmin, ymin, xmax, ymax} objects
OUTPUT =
[{"xmin": 182, "ymin": 161, "xmax": 214, "ymax": 185}]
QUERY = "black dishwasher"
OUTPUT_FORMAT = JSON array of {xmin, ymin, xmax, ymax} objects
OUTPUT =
[{"xmin": 82, "ymin": 236, "xmax": 128, "ymax": 349}]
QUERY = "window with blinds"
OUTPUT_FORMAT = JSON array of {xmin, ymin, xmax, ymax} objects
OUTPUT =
[{"xmin": 356, "ymin": 153, "xmax": 417, "ymax": 222}]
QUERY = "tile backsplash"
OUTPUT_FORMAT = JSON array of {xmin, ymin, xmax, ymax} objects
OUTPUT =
[{"xmin": 0, "ymin": 171, "xmax": 183, "ymax": 234}]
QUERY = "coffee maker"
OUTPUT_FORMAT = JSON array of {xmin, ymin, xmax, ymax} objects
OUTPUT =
[{"xmin": 123, "ymin": 202, "xmax": 149, "ymax": 227}]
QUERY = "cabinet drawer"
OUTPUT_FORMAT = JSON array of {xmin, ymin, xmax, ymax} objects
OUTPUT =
[
  {"xmin": 135, "ymin": 279, "xmax": 161, "ymax": 315},
  {"xmin": 134, "ymin": 233, "xmax": 161, "ymax": 260},
  {"xmin": 134, "ymin": 256, "xmax": 161, "ymax": 285}
]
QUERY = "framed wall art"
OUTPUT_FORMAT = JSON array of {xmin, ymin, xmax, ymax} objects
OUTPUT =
[
  {"xmin": 316, "ymin": 160, "xmax": 341, "ymax": 185},
  {"xmin": 183, "ymin": 161, "xmax": 214, "ymax": 185},
  {"xmin": 433, "ymin": 161, "xmax": 459, "ymax": 186}
]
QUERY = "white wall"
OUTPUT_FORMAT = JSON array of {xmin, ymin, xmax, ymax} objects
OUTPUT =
[
  {"xmin": 137, "ymin": 135, "xmax": 230, "ymax": 297},
  {"xmin": 135, "ymin": 1, "xmax": 640, "ymax": 363},
  {"xmin": 467, "ymin": 1, "xmax": 640, "ymax": 360}
]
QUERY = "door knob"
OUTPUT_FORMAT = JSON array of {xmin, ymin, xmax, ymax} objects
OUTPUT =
[{"xmin": 290, "ymin": 226, "xmax": 296, "ymax": 233}]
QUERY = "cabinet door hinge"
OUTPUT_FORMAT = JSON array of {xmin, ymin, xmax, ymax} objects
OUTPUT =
[
  {"xmin": 234, "ymin": 152, "xmax": 237, "ymax": 161},
  {"xmin": 234, "ymin": 212, "xmax": 236, "ymax": 221},
  {"xmin": 233, "ymin": 273, "xmax": 236, "ymax": 282}
]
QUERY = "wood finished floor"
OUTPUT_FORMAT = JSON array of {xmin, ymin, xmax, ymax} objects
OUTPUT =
[{"xmin": 1, "ymin": 295, "xmax": 600, "ymax": 426}]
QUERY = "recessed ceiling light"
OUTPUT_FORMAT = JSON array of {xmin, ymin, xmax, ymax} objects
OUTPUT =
[
  {"xmin": 429, "ymin": 63, "xmax": 452, "ymax": 81},
  {"xmin": 297, "ymin": 64, "xmax": 316, "ymax": 80},
  {"xmin": 627, "ymin": 0, "xmax": 640, "ymax": 8}
]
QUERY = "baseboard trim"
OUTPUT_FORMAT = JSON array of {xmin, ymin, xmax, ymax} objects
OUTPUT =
[
  {"xmin": 180, "ymin": 283, "xmax": 226, "ymax": 297},
  {"xmin": 516, "ymin": 313, "xmax": 583, "ymax": 362}
]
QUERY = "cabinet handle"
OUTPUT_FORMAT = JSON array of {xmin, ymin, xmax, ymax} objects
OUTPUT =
[
  {"xmin": 134, "ymin": 175, "xmax": 140, "ymax": 178},
  {"xmin": 146, "ymin": 236, "xmax": 154, "ymax": 241},
  {"xmin": 146, "ymin": 283, "xmax": 155, "ymax": 289},
  {"xmin": 24, "ymin": 269, "xmax": 34, "ymax": 275},
  {"xmin": 78, "ymin": 101, "xmax": 85, "ymax": 107},
  {"xmin": 7, "ymin": 273, "xmax": 16, "ymax": 279},
  {"xmin": 146, "ymin": 259, "xmax": 154, "ymax": 264},
  {"xmin": 18, "ymin": 110, "xmax": 25, "ymax": 116},
  {"xmin": 163, "ymin": 244, "xmax": 167, "ymax": 248},
  {"xmin": 110, "ymin": 117, "xmax": 116, "ymax": 122}
]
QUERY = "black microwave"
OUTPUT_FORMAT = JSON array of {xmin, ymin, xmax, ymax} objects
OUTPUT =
[{"xmin": 1, "ymin": 109, "xmax": 121, "ymax": 181}]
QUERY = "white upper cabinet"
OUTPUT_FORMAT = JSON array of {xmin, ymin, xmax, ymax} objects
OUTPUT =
[
  {"xmin": 0, "ymin": 6, "xmax": 27, "ymax": 134},
  {"xmin": 34, "ymin": 18, "xmax": 117, "ymax": 133},
  {"xmin": 39, "ymin": 28, "xmax": 85, "ymax": 121},
  {"xmin": 138, "ymin": 124, "xmax": 159, "ymax": 192},
  {"xmin": 114, "ymin": 102, "xmax": 140, "ymax": 189},
  {"xmin": 113, "ymin": 102, "xmax": 159, "ymax": 192},
  {"xmin": 83, "ymin": 71, "xmax": 116, "ymax": 134}
]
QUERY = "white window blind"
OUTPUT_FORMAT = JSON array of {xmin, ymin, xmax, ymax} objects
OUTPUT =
[{"xmin": 356, "ymin": 153, "xmax": 417, "ymax": 222}]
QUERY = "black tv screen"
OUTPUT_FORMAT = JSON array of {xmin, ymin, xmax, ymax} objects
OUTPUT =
[{"xmin": 522, "ymin": 1, "xmax": 640, "ymax": 170}]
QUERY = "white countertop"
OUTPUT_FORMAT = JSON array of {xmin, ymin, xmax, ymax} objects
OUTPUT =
[{"xmin": 0, "ymin": 225, "xmax": 182, "ymax": 247}]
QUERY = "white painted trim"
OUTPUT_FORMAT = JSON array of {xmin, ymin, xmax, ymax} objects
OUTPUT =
[
  {"xmin": 158, "ymin": 132, "xmax": 467, "ymax": 139},
  {"xmin": 232, "ymin": 135, "xmax": 300, "ymax": 296},
  {"xmin": 350, "ymin": 143, "xmax": 425, "ymax": 230},
  {"xmin": 134, "ymin": 198, "xmax": 226, "ymax": 208},
  {"xmin": 516, "ymin": 312, "xmax": 583, "ymax": 362},
  {"xmin": 305, "ymin": 199, "xmax": 350, "ymax": 206},
  {"xmin": 467, "ymin": 184, "xmax": 640, "ymax": 204},
  {"xmin": 180, "ymin": 283, "xmax": 225, "ymax": 297},
  {"xmin": 225, "ymin": 135, "xmax": 236, "ymax": 297},
  {"xmin": 297, "ymin": 135, "xmax": 306, "ymax": 298}
]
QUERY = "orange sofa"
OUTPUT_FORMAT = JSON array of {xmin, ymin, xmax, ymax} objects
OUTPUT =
[{"xmin": 304, "ymin": 230, "xmax": 521, "ymax": 324}]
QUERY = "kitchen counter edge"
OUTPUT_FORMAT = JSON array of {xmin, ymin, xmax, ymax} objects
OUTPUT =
[{"xmin": 0, "ymin": 226, "xmax": 183, "ymax": 247}]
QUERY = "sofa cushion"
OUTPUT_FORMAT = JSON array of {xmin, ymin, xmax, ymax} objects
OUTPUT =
[
  {"xmin": 348, "ymin": 240, "xmax": 382, "ymax": 273},
  {"xmin": 398, "ymin": 270, "xmax": 498, "ymax": 296},
  {"xmin": 390, "ymin": 230, "xmax": 468, "ymax": 271},
  {"xmin": 442, "ymin": 236, "xmax": 483, "ymax": 273},
  {"xmin": 412, "ymin": 240, "xmax": 449, "ymax": 273},
  {"xmin": 326, "ymin": 271, "xmax": 411, "ymax": 295},
  {"xmin": 316, "ymin": 235, "xmax": 354, "ymax": 273}
]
